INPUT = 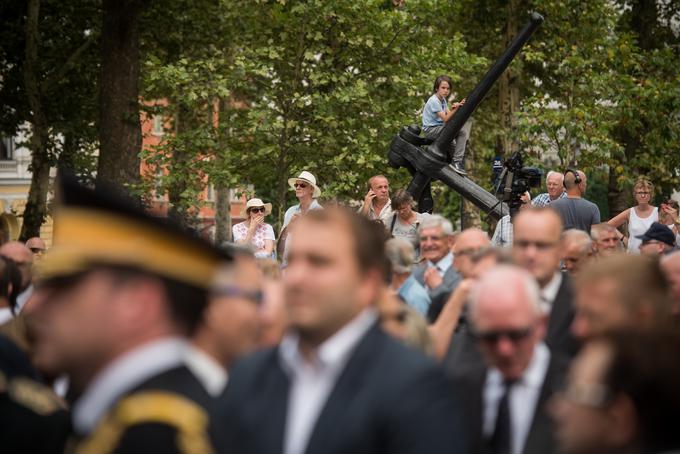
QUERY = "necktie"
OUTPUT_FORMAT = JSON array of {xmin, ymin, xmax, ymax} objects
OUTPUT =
[{"xmin": 488, "ymin": 379, "xmax": 515, "ymax": 454}]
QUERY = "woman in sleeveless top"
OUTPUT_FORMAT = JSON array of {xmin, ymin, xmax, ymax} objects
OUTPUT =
[{"xmin": 607, "ymin": 177, "xmax": 658, "ymax": 253}]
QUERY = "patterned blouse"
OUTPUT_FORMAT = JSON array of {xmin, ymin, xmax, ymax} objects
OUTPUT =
[{"xmin": 232, "ymin": 222, "xmax": 276, "ymax": 256}]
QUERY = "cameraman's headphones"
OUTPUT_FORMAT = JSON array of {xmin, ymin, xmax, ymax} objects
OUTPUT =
[{"xmin": 563, "ymin": 169, "xmax": 581, "ymax": 189}]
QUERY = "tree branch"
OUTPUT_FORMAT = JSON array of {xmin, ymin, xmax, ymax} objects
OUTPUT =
[{"xmin": 41, "ymin": 32, "xmax": 98, "ymax": 94}]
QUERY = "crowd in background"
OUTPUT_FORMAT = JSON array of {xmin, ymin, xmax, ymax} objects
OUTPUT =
[{"xmin": 0, "ymin": 169, "xmax": 679, "ymax": 454}]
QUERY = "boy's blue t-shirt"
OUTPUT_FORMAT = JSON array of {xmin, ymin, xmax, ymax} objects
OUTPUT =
[{"xmin": 422, "ymin": 94, "xmax": 447, "ymax": 129}]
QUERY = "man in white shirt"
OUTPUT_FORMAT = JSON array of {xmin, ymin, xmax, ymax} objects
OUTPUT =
[
  {"xmin": 512, "ymin": 208, "xmax": 578, "ymax": 358},
  {"xmin": 453, "ymin": 266, "xmax": 567, "ymax": 454},
  {"xmin": 358, "ymin": 174, "xmax": 393, "ymax": 224},
  {"xmin": 216, "ymin": 207, "xmax": 465, "ymax": 454}
]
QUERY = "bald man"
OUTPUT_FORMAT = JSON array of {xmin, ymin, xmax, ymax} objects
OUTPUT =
[
  {"xmin": 550, "ymin": 170, "xmax": 600, "ymax": 232},
  {"xmin": 453, "ymin": 266, "xmax": 567, "ymax": 454}
]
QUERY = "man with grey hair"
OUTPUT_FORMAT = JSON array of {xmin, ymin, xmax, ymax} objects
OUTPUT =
[
  {"xmin": 532, "ymin": 171, "xmax": 566, "ymax": 207},
  {"xmin": 412, "ymin": 215, "xmax": 461, "ymax": 322},
  {"xmin": 385, "ymin": 238, "xmax": 431, "ymax": 316},
  {"xmin": 453, "ymin": 265, "xmax": 567, "ymax": 454},
  {"xmin": 561, "ymin": 229, "xmax": 593, "ymax": 275},
  {"xmin": 590, "ymin": 223, "xmax": 621, "ymax": 257}
]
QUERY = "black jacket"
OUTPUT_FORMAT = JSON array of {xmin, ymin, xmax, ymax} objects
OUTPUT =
[{"xmin": 214, "ymin": 323, "xmax": 467, "ymax": 454}]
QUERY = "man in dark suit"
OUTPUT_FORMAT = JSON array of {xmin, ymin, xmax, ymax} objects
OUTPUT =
[
  {"xmin": 216, "ymin": 207, "xmax": 466, "ymax": 454},
  {"xmin": 453, "ymin": 265, "xmax": 567, "ymax": 454},
  {"xmin": 27, "ymin": 175, "xmax": 229, "ymax": 453},
  {"xmin": 512, "ymin": 208, "xmax": 578, "ymax": 358},
  {"xmin": 411, "ymin": 214, "xmax": 461, "ymax": 322}
]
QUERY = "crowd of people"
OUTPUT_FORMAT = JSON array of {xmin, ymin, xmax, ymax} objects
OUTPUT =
[{"xmin": 0, "ymin": 167, "xmax": 679, "ymax": 454}]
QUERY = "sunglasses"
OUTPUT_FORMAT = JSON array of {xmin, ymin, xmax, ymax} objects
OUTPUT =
[
  {"xmin": 473, "ymin": 327, "xmax": 533, "ymax": 344},
  {"xmin": 249, "ymin": 207, "xmax": 266, "ymax": 214},
  {"xmin": 211, "ymin": 286, "xmax": 264, "ymax": 306},
  {"xmin": 294, "ymin": 182, "xmax": 308, "ymax": 188}
]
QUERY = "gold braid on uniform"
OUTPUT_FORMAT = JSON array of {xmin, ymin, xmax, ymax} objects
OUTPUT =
[{"xmin": 74, "ymin": 391, "xmax": 214, "ymax": 454}]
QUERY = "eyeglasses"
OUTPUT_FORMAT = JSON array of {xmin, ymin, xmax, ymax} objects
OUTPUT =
[
  {"xmin": 294, "ymin": 182, "xmax": 308, "ymax": 188},
  {"xmin": 29, "ymin": 247, "xmax": 45, "ymax": 253},
  {"xmin": 419, "ymin": 235, "xmax": 445, "ymax": 242},
  {"xmin": 514, "ymin": 239, "xmax": 559, "ymax": 250},
  {"xmin": 249, "ymin": 207, "xmax": 266, "ymax": 214},
  {"xmin": 211, "ymin": 286, "xmax": 263, "ymax": 306},
  {"xmin": 456, "ymin": 247, "xmax": 485, "ymax": 258},
  {"xmin": 473, "ymin": 327, "xmax": 533, "ymax": 344}
]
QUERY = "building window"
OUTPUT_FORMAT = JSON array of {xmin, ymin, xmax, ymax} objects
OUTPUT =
[
  {"xmin": 0, "ymin": 137, "xmax": 14, "ymax": 160},
  {"xmin": 152, "ymin": 115, "xmax": 164, "ymax": 136}
]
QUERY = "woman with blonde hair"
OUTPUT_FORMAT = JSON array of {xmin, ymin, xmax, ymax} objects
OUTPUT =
[{"xmin": 608, "ymin": 177, "xmax": 658, "ymax": 253}]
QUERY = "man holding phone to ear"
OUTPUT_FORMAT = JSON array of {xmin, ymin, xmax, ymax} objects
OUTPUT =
[{"xmin": 358, "ymin": 174, "xmax": 393, "ymax": 224}]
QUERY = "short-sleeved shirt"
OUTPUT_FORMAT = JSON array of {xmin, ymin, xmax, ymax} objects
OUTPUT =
[
  {"xmin": 422, "ymin": 94, "xmax": 447, "ymax": 129},
  {"xmin": 531, "ymin": 191, "xmax": 567, "ymax": 207},
  {"xmin": 550, "ymin": 197, "xmax": 601, "ymax": 232},
  {"xmin": 391, "ymin": 212, "xmax": 430, "ymax": 250},
  {"xmin": 233, "ymin": 221, "xmax": 275, "ymax": 254}
]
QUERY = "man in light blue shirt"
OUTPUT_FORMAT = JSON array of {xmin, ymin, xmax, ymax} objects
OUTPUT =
[{"xmin": 421, "ymin": 75, "xmax": 471, "ymax": 175}]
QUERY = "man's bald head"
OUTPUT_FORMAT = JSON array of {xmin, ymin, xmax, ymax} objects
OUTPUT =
[
  {"xmin": 564, "ymin": 170, "xmax": 587, "ymax": 194},
  {"xmin": 0, "ymin": 241, "xmax": 33, "ymax": 290},
  {"xmin": 453, "ymin": 228, "xmax": 491, "ymax": 278}
]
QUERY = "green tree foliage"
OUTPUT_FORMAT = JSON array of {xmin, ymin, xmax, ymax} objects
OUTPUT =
[{"xmin": 141, "ymin": 0, "xmax": 485, "ymax": 228}]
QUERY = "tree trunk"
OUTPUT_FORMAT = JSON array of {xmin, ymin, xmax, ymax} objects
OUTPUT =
[
  {"xmin": 607, "ymin": 0, "xmax": 657, "ymax": 218},
  {"xmin": 167, "ymin": 104, "xmax": 192, "ymax": 229},
  {"xmin": 462, "ymin": 144, "xmax": 481, "ymax": 229},
  {"xmin": 214, "ymin": 186, "xmax": 231, "ymax": 245},
  {"xmin": 20, "ymin": 0, "xmax": 51, "ymax": 241},
  {"xmin": 96, "ymin": 0, "xmax": 143, "ymax": 196},
  {"xmin": 496, "ymin": 0, "xmax": 521, "ymax": 157}
]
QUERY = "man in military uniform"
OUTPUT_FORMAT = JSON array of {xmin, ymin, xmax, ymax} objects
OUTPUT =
[{"xmin": 28, "ymin": 175, "xmax": 230, "ymax": 453}]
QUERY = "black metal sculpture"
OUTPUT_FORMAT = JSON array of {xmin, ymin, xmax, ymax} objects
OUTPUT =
[{"xmin": 388, "ymin": 12, "xmax": 544, "ymax": 220}]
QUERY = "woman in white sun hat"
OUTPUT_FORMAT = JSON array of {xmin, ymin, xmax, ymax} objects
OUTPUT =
[
  {"xmin": 233, "ymin": 198, "xmax": 276, "ymax": 258},
  {"xmin": 277, "ymin": 170, "xmax": 323, "ymax": 263}
]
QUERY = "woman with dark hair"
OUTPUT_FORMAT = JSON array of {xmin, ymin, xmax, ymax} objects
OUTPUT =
[
  {"xmin": 421, "ymin": 74, "xmax": 470, "ymax": 175},
  {"xmin": 232, "ymin": 198, "xmax": 276, "ymax": 258},
  {"xmin": 388, "ymin": 189, "xmax": 430, "ymax": 251}
]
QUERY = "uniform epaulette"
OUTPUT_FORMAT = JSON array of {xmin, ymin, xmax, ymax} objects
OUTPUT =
[
  {"xmin": 0, "ymin": 370, "xmax": 64, "ymax": 415},
  {"xmin": 74, "ymin": 391, "xmax": 214, "ymax": 454}
]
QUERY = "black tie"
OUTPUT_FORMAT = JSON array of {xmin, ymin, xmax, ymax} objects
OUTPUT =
[{"xmin": 488, "ymin": 379, "xmax": 515, "ymax": 454}]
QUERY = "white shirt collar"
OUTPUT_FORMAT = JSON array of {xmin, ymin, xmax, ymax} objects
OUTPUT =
[
  {"xmin": 487, "ymin": 342, "xmax": 551, "ymax": 389},
  {"xmin": 72, "ymin": 337, "xmax": 188, "ymax": 434},
  {"xmin": 370, "ymin": 199, "xmax": 392, "ymax": 219},
  {"xmin": 15, "ymin": 284, "xmax": 33, "ymax": 313},
  {"xmin": 279, "ymin": 308, "xmax": 378, "ymax": 376},
  {"xmin": 430, "ymin": 252, "xmax": 454, "ymax": 275},
  {"xmin": 539, "ymin": 272, "xmax": 563, "ymax": 313},
  {"xmin": 185, "ymin": 345, "xmax": 228, "ymax": 397}
]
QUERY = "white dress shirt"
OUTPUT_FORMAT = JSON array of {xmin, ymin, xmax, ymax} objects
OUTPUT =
[
  {"xmin": 429, "ymin": 252, "xmax": 454, "ymax": 277},
  {"xmin": 483, "ymin": 343, "xmax": 551, "ymax": 454},
  {"xmin": 72, "ymin": 337, "xmax": 188, "ymax": 435},
  {"xmin": 185, "ymin": 345, "xmax": 228, "ymax": 397},
  {"xmin": 279, "ymin": 308, "xmax": 378, "ymax": 454},
  {"xmin": 539, "ymin": 272, "xmax": 563, "ymax": 315}
]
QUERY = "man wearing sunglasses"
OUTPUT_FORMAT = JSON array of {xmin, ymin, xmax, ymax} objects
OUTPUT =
[
  {"xmin": 453, "ymin": 266, "xmax": 567, "ymax": 454},
  {"xmin": 278, "ymin": 171, "xmax": 323, "ymax": 264}
]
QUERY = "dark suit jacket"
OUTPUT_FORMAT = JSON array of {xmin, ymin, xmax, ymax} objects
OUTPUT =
[
  {"xmin": 215, "ymin": 323, "xmax": 467, "ymax": 454},
  {"xmin": 545, "ymin": 273, "xmax": 579, "ymax": 358},
  {"xmin": 412, "ymin": 262, "xmax": 461, "ymax": 322},
  {"xmin": 74, "ymin": 365, "xmax": 217, "ymax": 454},
  {"xmin": 452, "ymin": 352, "xmax": 569, "ymax": 454}
]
